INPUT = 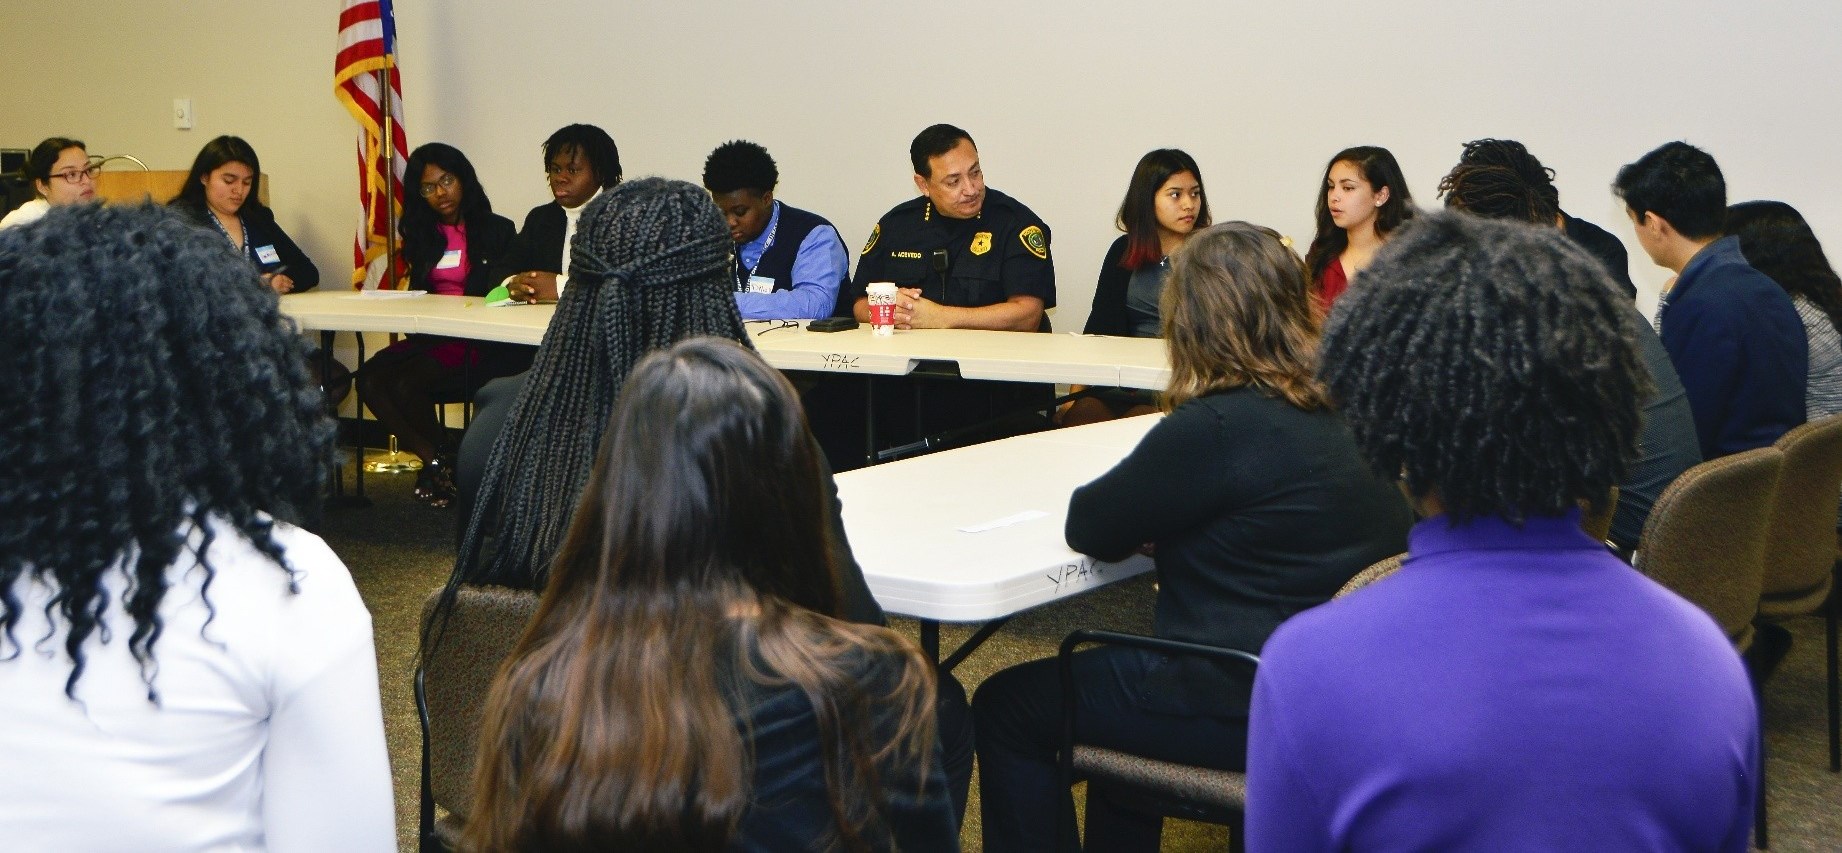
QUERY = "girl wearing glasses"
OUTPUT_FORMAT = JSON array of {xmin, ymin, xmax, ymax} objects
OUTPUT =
[
  {"xmin": 170, "ymin": 136, "xmax": 319, "ymax": 295},
  {"xmin": 357, "ymin": 142, "xmax": 525, "ymax": 509},
  {"xmin": 0, "ymin": 137, "xmax": 95, "ymax": 230}
]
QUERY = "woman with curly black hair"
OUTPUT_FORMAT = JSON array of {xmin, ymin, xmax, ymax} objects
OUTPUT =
[
  {"xmin": 1246, "ymin": 212, "xmax": 1759, "ymax": 850},
  {"xmin": 0, "ymin": 204, "xmax": 393, "ymax": 850},
  {"xmin": 357, "ymin": 142, "xmax": 527, "ymax": 507}
]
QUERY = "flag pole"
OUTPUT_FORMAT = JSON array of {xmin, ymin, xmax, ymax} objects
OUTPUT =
[
  {"xmin": 378, "ymin": 64, "xmax": 399, "ymax": 290},
  {"xmin": 362, "ymin": 59, "xmax": 420, "ymax": 474}
]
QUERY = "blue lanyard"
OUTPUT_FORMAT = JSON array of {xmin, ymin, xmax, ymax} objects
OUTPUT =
[
  {"xmin": 207, "ymin": 210, "xmax": 250, "ymax": 261},
  {"xmin": 734, "ymin": 202, "xmax": 781, "ymax": 292}
]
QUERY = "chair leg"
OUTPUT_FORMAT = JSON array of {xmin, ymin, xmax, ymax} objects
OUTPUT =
[
  {"xmin": 1829, "ymin": 559, "xmax": 1839, "ymax": 773},
  {"xmin": 1746, "ymin": 655, "xmax": 1775, "ymax": 847}
]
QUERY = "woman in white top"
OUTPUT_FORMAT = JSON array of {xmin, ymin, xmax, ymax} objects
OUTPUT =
[
  {"xmin": 0, "ymin": 136, "xmax": 96, "ymax": 229},
  {"xmin": 0, "ymin": 204, "xmax": 394, "ymax": 852}
]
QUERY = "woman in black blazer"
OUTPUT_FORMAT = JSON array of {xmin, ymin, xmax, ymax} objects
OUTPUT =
[
  {"xmin": 170, "ymin": 135, "xmax": 320, "ymax": 294},
  {"xmin": 357, "ymin": 143, "xmax": 525, "ymax": 507}
]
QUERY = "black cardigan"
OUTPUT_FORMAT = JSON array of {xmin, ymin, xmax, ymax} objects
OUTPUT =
[
  {"xmin": 1083, "ymin": 234, "xmax": 1136, "ymax": 336},
  {"xmin": 1066, "ymin": 388, "xmax": 1412, "ymax": 713},
  {"xmin": 404, "ymin": 211, "xmax": 517, "ymax": 297},
  {"xmin": 170, "ymin": 199, "xmax": 321, "ymax": 292}
]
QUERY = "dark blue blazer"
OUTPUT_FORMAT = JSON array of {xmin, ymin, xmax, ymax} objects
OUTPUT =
[{"xmin": 1659, "ymin": 236, "xmax": 1807, "ymax": 457}]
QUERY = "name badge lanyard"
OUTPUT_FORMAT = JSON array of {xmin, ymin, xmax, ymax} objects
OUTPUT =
[
  {"xmin": 734, "ymin": 205, "xmax": 781, "ymax": 293},
  {"xmin": 208, "ymin": 211, "xmax": 252, "ymax": 265}
]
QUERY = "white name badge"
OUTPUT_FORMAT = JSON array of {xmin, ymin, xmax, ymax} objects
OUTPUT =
[
  {"xmin": 437, "ymin": 248, "xmax": 464, "ymax": 270},
  {"xmin": 254, "ymin": 244, "xmax": 281, "ymax": 265},
  {"xmin": 746, "ymin": 274, "xmax": 775, "ymax": 295}
]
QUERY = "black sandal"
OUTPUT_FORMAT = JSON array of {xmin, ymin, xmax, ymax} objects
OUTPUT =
[{"xmin": 413, "ymin": 455, "xmax": 457, "ymax": 508}]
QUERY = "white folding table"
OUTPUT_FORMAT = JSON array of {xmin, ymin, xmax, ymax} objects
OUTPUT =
[
  {"xmin": 836, "ymin": 414, "xmax": 1160, "ymax": 667},
  {"xmin": 278, "ymin": 292, "xmax": 1170, "ymax": 388}
]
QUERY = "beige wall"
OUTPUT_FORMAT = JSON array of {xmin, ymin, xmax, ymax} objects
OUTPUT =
[{"xmin": 5, "ymin": 1, "xmax": 1839, "ymax": 328}]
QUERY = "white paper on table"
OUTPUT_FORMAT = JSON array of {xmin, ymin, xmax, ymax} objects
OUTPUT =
[
  {"xmin": 339, "ymin": 290, "xmax": 428, "ymax": 300},
  {"xmin": 957, "ymin": 510, "xmax": 1049, "ymax": 533}
]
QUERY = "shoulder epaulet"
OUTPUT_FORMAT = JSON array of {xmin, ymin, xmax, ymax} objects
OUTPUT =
[{"xmin": 886, "ymin": 196, "xmax": 928, "ymax": 219}]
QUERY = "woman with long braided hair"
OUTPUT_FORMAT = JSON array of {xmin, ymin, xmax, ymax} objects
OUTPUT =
[
  {"xmin": 452, "ymin": 177, "xmax": 756, "ymax": 591},
  {"xmin": 0, "ymin": 204, "xmax": 393, "ymax": 850},
  {"xmin": 442, "ymin": 180, "xmax": 959, "ymax": 848}
]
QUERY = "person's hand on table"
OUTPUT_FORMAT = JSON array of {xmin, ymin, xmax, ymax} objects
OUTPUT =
[
  {"xmin": 262, "ymin": 273, "xmax": 296, "ymax": 294},
  {"xmin": 509, "ymin": 271, "xmax": 559, "ymax": 303},
  {"xmin": 896, "ymin": 287, "xmax": 942, "ymax": 330}
]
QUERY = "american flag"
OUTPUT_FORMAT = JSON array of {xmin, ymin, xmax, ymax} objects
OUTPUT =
[{"xmin": 334, "ymin": 0, "xmax": 407, "ymax": 290}]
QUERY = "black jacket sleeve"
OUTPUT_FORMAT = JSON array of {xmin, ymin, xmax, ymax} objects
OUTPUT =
[
  {"xmin": 246, "ymin": 206, "xmax": 320, "ymax": 292},
  {"xmin": 497, "ymin": 203, "xmax": 566, "ymax": 277},
  {"xmin": 1066, "ymin": 402, "xmax": 1232, "ymax": 561},
  {"xmin": 1084, "ymin": 235, "xmax": 1132, "ymax": 336},
  {"xmin": 463, "ymin": 213, "xmax": 519, "ymax": 297}
]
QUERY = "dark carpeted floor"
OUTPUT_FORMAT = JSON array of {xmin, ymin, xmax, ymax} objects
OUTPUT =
[{"xmin": 324, "ymin": 462, "xmax": 1842, "ymax": 852}]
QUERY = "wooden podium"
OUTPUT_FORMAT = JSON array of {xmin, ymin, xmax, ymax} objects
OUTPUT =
[{"xmin": 93, "ymin": 170, "xmax": 268, "ymax": 207}]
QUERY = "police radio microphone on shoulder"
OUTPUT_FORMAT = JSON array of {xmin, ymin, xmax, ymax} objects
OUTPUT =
[{"xmin": 931, "ymin": 249, "xmax": 949, "ymax": 274}]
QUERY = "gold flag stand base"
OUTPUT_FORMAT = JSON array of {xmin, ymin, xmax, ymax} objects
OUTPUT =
[{"xmin": 363, "ymin": 435, "xmax": 423, "ymax": 474}]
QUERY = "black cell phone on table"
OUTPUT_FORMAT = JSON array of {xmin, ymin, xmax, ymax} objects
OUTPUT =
[{"xmin": 808, "ymin": 317, "xmax": 859, "ymax": 332}]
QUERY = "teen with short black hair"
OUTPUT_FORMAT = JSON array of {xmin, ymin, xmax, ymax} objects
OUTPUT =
[
  {"xmin": 1615, "ymin": 141, "xmax": 1805, "ymax": 458},
  {"xmin": 701, "ymin": 139, "xmax": 850, "ymax": 320}
]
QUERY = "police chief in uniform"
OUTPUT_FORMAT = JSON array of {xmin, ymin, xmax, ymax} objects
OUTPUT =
[
  {"xmin": 845, "ymin": 124, "xmax": 1055, "ymax": 330},
  {"xmin": 811, "ymin": 124, "xmax": 1056, "ymax": 470}
]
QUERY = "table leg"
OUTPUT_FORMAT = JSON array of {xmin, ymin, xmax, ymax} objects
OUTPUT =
[
  {"xmin": 322, "ymin": 331, "xmax": 342, "ymax": 499},
  {"xmin": 326, "ymin": 331, "xmax": 373, "ymax": 509},
  {"xmin": 863, "ymin": 374, "xmax": 877, "ymax": 467},
  {"xmin": 916, "ymin": 617, "xmax": 1014, "ymax": 674},
  {"xmin": 352, "ymin": 333, "xmax": 368, "ymax": 499},
  {"xmin": 940, "ymin": 617, "xmax": 1012, "ymax": 672}
]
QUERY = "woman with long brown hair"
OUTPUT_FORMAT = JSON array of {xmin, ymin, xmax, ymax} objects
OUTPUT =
[
  {"xmin": 973, "ymin": 223, "xmax": 1412, "ymax": 852},
  {"xmin": 464, "ymin": 337, "xmax": 953, "ymax": 851},
  {"xmin": 1304, "ymin": 145, "xmax": 1415, "ymax": 308}
]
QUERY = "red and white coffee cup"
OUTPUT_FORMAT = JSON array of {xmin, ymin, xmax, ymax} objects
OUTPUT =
[{"xmin": 866, "ymin": 282, "xmax": 898, "ymax": 336}]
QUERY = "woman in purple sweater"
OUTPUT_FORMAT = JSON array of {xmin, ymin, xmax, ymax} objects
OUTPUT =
[{"xmin": 1247, "ymin": 212, "xmax": 1759, "ymax": 851}]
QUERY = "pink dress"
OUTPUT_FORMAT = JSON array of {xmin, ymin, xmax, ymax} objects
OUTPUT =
[{"xmin": 424, "ymin": 223, "xmax": 477, "ymax": 369}]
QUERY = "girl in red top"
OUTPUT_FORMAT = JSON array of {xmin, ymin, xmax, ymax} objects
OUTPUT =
[{"xmin": 1305, "ymin": 146, "xmax": 1415, "ymax": 309}]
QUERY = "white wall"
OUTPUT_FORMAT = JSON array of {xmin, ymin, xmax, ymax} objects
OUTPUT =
[{"xmin": 6, "ymin": 0, "xmax": 1839, "ymax": 329}]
